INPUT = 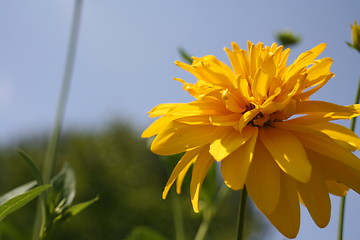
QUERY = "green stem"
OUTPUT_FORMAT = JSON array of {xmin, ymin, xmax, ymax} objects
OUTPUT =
[
  {"xmin": 350, "ymin": 79, "xmax": 360, "ymax": 132},
  {"xmin": 171, "ymin": 192, "xmax": 185, "ymax": 240},
  {"xmin": 236, "ymin": 187, "xmax": 248, "ymax": 240},
  {"xmin": 337, "ymin": 77, "xmax": 360, "ymax": 240},
  {"xmin": 337, "ymin": 195, "xmax": 346, "ymax": 240},
  {"xmin": 32, "ymin": 1, "xmax": 84, "ymax": 239},
  {"xmin": 194, "ymin": 184, "xmax": 229, "ymax": 240}
]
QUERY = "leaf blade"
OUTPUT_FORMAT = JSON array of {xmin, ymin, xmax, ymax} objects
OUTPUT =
[{"xmin": 0, "ymin": 185, "xmax": 50, "ymax": 222}]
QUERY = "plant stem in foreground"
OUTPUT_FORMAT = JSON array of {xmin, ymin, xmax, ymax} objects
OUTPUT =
[
  {"xmin": 236, "ymin": 187, "xmax": 248, "ymax": 240},
  {"xmin": 32, "ymin": 1, "xmax": 84, "ymax": 239}
]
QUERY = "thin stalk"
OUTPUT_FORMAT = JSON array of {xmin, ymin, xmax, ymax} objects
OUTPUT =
[
  {"xmin": 337, "ymin": 78, "xmax": 360, "ymax": 240},
  {"xmin": 236, "ymin": 187, "xmax": 248, "ymax": 240},
  {"xmin": 32, "ymin": 1, "xmax": 84, "ymax": 239},
  {"xmin": 171, "ymin": 192, "xmax": 185, "ymax": 240},
  {"xmin": 337, "ymin": 195, "xmax": 346, "ymax": 240},
  {"xmin": 350, "ymin": 78, "xmax": 360, "ymax": 132},
  {"xmin": 194, "ymin": 184, "xmax": 229, "ymax": 240}
]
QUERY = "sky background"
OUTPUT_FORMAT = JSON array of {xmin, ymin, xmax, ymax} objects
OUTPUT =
[{"xmin": 0, "ymin": 0, "xmax": 359, "ymax": 239}]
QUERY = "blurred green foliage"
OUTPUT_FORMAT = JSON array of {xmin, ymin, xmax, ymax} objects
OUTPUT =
[
  {"xmin": 275, "ymin": 30, "xmax": 301, "ymax": 48},
  {"xmin": 0, "ymin": 121, "xmax": 267, "ymax": 239}
]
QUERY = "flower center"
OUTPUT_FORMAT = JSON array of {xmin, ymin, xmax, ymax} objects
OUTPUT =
[{"xmin": 244, "ymin": 103, "xmax": 274, "ymax": 128}]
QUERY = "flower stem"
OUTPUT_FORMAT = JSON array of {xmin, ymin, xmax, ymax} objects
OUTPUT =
[
  {"xmin": 236, "ymin": 187, "xmax": 248, "ymax": 240},
  {"xmin": 171, "ymin": 192, "xmax": 185, "ymax": 240},
  {"xmin": 350, "ymin": 78, "xmax": 360, "ymax": 132},
  {"xmin": 337, "ymin": 77, "xmax": 360, "ymax": 240},
  {"xmin": 32, "ymin": 1, "xmax": 83, "ymax": 239},
  {"xmin": 337, "ymin": 195, "xmax": 346, "ymax": 240}
]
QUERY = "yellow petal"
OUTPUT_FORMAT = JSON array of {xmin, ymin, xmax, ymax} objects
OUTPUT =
[
  {"xmin": 246, "ymin": 139, "xmax": 280, "ymax": 214},
  {"xmin": 252, "ymin": 55, "xmax": 276, "ymax": 101},
  {"xmin": 222, "ymin": 89, "xmax": 246, "ymax": 113},
  {"xmin": 307, "ymin": 122, "xmax": 360, "ymax": 150},
  {"xmin": 237, "ymin": 75, "xmax": 251, "ymax": 101},
  {"xmin": 259, "ymin": 127, "xmax": 311, "ymax": 183},
  {"xmin": 284, "ymin": 43, "xmax": 326, "ymax": 80},
  {"xmin": 162, "ymin": 148, "xmax": 201, "ymax": 199},
  {"xmin": 176, "ymin": 157, "xmax": 193, "ymax": 194},
  {"xmin": 325, "ymin": 180, "xmax": 349, "ymax": 197},
  {"xmin": 191, "ymin": 55, "xmax": 235, "ymax": 87},
  {"xmin": 306, "ymin": 149, "xmax": 360, "ymax": 194},
  {"xmin": 151, "ymin": 122, "xmax": 216, "ymax": 155},
  {"xmin": 142, "ymin": 116, "xmax": 175, "ymax": 138},
  {"xmin": 190, "ymin": 146, "xmax": 214, "ymax": 213},
  {"xmin": 209, "ymin": 113, "xmax": 242, "ymax": 126},
  {"xmin": 247, "ymin": 41, "xmax": 258, "ymax": 78},
  {"xmin": 297, "ymin": 164, "xmax": 331, "ymax": 228},
  {"xmin": 175, "ymin": 116, "xmax": 211, "ymax": 125},
  {"xmin": 295, "ymin": 100, "xmax": 359, "ymax": 115},
  {"xmin": 275, "ymin": 122, "xmax": 360, "ymax": 173},
  {"xmin": 228, "ymin": 42, "xmax": 250, "ymax": 77},
  {"xmin": 148, "ymin": 103, "xmax": 185, "ymax": 117},
  {"xmin": 220, "ymin": 127, "xmax": 258, "ymax": 190},
  {"xmin": 167, "ymin": 97, "xmax": 230, "ymax": 117},
  {"xmin": 305, "ymin": 57, "xmax": 333, "ymax": 82},
  {"xmin": 238, "ymin": 108, "xmax": 260, "ymax": 131},
  {"xmin": 266, "ymin": 173, "xmax": 300, "ymax": 239},
  {"xmin": 296, "ymin": 73, "xmax": 333, "ymax": 100},
  {"xmin": 209, "ymin": 126, "xmax": 255, "ymax": 161}
]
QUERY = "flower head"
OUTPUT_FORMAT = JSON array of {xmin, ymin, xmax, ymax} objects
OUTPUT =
[
  {"xmin": 142, "ymin": 42, "xmax": 360, "ymax": 238},
  {"xmin": 348, "ymin": 20, "xmax": 360, "ymax": 53}
]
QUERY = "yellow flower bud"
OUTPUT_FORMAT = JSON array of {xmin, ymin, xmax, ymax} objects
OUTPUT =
[{"xmin": 349, "ymin": 21, "xmax": 360, "ymax": 53}]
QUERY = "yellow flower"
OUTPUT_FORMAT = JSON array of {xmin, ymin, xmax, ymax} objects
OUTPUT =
[{"xmin": 142, "ymin": 42, "xmax": 360, "ymax": 238}]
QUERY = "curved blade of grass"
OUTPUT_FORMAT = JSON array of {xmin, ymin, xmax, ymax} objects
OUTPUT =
[{"xmin": 16, "ymin": 149, "xmax": 44, "ymax": 186}]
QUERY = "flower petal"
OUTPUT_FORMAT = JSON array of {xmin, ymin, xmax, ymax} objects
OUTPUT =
[
  {"xmin": 142, "ymin": 116, "xmax": 176, "ymax": 138},
  {"xmin": 238, "ymin": 108, "xmax": 260, "ymax": 131},
  {"xmin": 209, "ymin": 113, "xmax": 242, "ymax": 126},
  {"xmin": 325, "ymin": 180, "xmax": 349, "ymax": 197},
  {"xmin": 209, "ymin": 126, "xmax": 254, "ymax": 161},
  {"xmin": 306, "ymin": 148, "xmax": 360, "ymax": 194},
  {"xmin": 220, "ymin": 127, "xmax": 258, "ymax": 190},
  {"xmin": 162, "ymin": 148, "xmax": 201, "ymax": 199},
  {"xmin": 296, "ymin": 100, "xmax": 359, "ymax": 115},
  {"xmin": 259, "ymin": 127, "xmax": 311, "ymax": 183},
  {"xmin": 284, "ymin": 43, "xmax": 326, "ymax": 80},
  {"xmin": 151, "ymin": 122, "xmax": 216, "ymax": 155},
  {"xmin": 190, "ymin": 147, "xmax": 214, "ymax": 212},
  {"xmin": 176, "ymin": 158, "xmax": 193, "ymax": 194},
  {"xmin": 275, "ymin": 122, "xmax": 360, "ymax": 173},
  {"xmin": 306, "ymin": 122, "xmax": 360, "ymax": 150},
  {"xmin": 148, "ymin": 103, "xmax": 183, "ymax": 117},
  {"xmin": 246, "ymin": 139, "xmax": 280, "ymax": 214},
  {"xmin": 266, "ymin": 173, "xmax": 300, "ymax": 239},
  {"xmin": 297, "ymin": 163, "xmax": 331, "ymax": 228}
]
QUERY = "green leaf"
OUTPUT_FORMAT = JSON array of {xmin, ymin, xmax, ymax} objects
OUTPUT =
[
  {"xmin": 53, "ymin": 195, "xmax": 99, "ymax": 223},
  {"xmin": 16, "ymin": 149, "xmax": 44, "ymax": 186},
  {"xmin": 178, "ymin": 47, "xmax": 193, "ymax": 64},
  {"xmin": 0, "ymin": 185, "xmax": 50, "ymax": 222},
  {"xmin": 0, "ymin": 181, "xmax": 37, "ymax": 205},
  {"xmin": 48, "ymin": 163, "xmax": 76, "ymax": 214},
  {"xmin": 124, "ymin": 226, "xmax": 168, "ymax": 240}
]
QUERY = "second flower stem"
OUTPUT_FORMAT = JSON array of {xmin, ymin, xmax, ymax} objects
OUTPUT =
[{"xmin": 337, "ymin": 77, "xmax": 360, "ymax": 240}]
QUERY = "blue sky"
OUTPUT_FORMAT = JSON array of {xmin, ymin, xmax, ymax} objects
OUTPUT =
[{"xmin": 0, "ymin": 0, "xmax": 359, "ymax": 239}]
